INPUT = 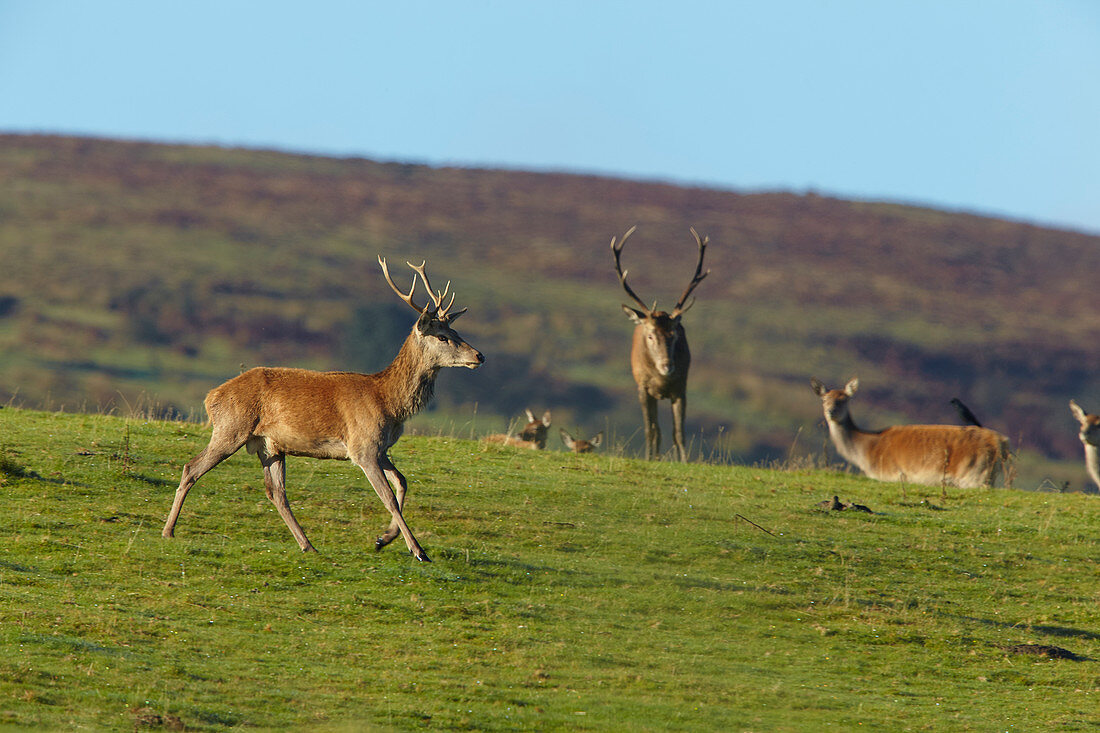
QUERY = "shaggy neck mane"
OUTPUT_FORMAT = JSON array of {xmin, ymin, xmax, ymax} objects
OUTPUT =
[{"xmin": 376, "ymin": 330, "xmax": 438, "ymax": 423}]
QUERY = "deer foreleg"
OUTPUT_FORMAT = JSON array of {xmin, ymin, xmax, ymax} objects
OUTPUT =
[
  {"xmin": 261, "ymin": 452, "xmax": 315, "ymax": 552},
  {"xmin": 671, "ymin": 394, "xmax": 688, "ymax": 463},
  {"xmin": 640, "ymin": 392, "xmax": 660, "ymax": 460},
  {"xmin": 162, "ymin": 440, "xmax": 239, "ymax": 539},
  {"xmin": 375, "ymin": 456, "xmax": 409, "ymax": 551},
  {"xmin": 355, "ymin": 456, "xmax": 429, "ymax": 562}
]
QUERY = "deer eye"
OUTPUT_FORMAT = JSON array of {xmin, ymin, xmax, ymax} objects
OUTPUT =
[{"xmin": 436, "ymin": 334, "xmax": 451, "ymax": 344}]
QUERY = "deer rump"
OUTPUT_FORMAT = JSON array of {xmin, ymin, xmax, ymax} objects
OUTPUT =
[{"xmin": 856, "ymin": 425, "xmax": 1009, "ymax": 488}]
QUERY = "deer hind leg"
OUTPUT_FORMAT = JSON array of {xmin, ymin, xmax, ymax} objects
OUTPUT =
[
  {"xmin": 260, "ymin": 451, "xmax": 316, "ymax": 552},
  {"xmin": 374, "ymin": 455, "xmax": 409, "ymax": 552},
  {"xmin": 353, "ymin": 452, "xmax": 429, "ymax": 561},
  {"xmin": 671, "ymin": 394, "xmax": 688, "ymax": 463},
  {"xmin": 640, "ymin": 393, "xmax": 660, "ymax": 460},
  {"xmin": 980, "ymin": 441, "xmax": 1014, "ymax": 489},
  {"xmin": 162, "ymin": 429, "xmax": 247, "ymax": 539}
]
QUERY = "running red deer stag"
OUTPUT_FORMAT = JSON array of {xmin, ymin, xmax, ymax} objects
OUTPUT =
[
  {"xmin": 1069, "ymin": 400, "xmax": 1100, "ymax": 490},
  {"xmin": 612, "ymin": 225, "xmax": 709, "ymax": 461},
  {"xmin": 560, "ymin": 428, "xmax": 603, "ymax": 453},
  {"xmin": 161, "ymin": 257, "xmax": 484, "ymax": 561},
  {"xmin": 811, "ymin": 378, "xmax": 1010, "ymax": 488},
  {"xmin": 483, "ymin": 409, "xmax": 552, "ymax": 449}
]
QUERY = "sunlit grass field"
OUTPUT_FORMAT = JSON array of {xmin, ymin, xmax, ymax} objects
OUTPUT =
[{"xmin": 2, "ymin": 408, "xmax": 1098, "ymax": 730}]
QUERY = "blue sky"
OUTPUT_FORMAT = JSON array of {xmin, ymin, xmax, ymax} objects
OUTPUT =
[{"xmin": 2, "ymin": 1, "xmax": 1098, "ymax": 233}]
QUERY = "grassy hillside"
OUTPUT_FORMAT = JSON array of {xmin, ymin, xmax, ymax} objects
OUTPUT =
[
  {"xmin": 1, "ymin": 408, "xmax": 1099, "ymax": 729},
  {"xmin": 0, "ymin": 134, "xmax": 1098, "ymax": 486}
]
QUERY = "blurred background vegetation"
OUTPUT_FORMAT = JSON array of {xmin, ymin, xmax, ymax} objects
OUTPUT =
[{"xmin": 1, "ymin": 134, "xmax": 1097, "ymax": 488}]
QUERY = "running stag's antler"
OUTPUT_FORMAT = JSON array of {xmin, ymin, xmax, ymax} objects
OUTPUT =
[{"xmin": 378, "ymin": 256, "xmax": 467, "ymax": 322}]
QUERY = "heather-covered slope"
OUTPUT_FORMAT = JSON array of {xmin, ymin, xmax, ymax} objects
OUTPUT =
[{"xmin": 0, "ymin": 134, "xmax": 1097, "ymax": 483}]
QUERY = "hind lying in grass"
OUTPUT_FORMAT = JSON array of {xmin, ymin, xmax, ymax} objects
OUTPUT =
[{"xmin": 811, "ymin": 377, "xmax": 1010, "ymax": 489}]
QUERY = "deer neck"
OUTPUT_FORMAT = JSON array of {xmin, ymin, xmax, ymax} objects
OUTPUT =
[
  {"xmin": 826, "ymin": 413, "xmax": 874, "ymax": 471},
  {"xmin": 376, "ymin": 331, "xmax": 439, "ymax": 422},
  {"xmin": 1084, "ymin": 443, "xmax": 1100, "ymax": 489}
]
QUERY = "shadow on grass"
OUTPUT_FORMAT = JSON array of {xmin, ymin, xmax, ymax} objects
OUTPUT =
[
  {"xmin": 948, "ymin": 612, "xmax": 1100, "ymax": 643},
  {"xmin": 131, "ymin": 473, "xmax": 174, "ymax": 487},
  {"xmin": 0, "ymin": 559, "xmax": 36, "ymax": 573},
  {"xmin": 440, "ymin": 549, "xmax": 583, "ymax": 580}
]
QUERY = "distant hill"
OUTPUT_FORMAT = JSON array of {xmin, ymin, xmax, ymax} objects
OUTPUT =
[{"xmin": 0, "ymin": 134, "xmax": 1097, "ymax": 483}]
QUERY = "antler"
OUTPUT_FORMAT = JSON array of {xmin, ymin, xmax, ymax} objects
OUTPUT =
[
  {"xmin": 610, "ymin": 225, "xmax": 653, "ymax": 315},
  {"xmin": 671, "ymin": 227, "xmax": 710, "ymax": 317},
  {"xmin": 378, "ymin": 255, "xmax": 426, "ymax": 314},
  {"xmin": 377, "ymin": 256, "xmax": 467, "ymax": 322},
  {"xmin": 408, "ymin": 260, "xmax": 467, "ymax": 321}
]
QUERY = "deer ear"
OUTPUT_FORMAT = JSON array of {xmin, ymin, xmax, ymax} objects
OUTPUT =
[
  {"xmin": 591, "ymin": 432, "xmax": 604, "ymax": 447},
  {"xmin": 415, "ymin": 309, "xmax": 434, "ymax": 334},
  {"xmin": 559, "ymin": 428, "xmax": 575, "ymax": 449},
  {"xmin": 810, "ymin": 377, "xmax": 826, "ymax": 396},
  {"xmin": 541, "ymin": 410, "xmax": 552, "ymax": 426},
  {"xmin": 622, "ymin": 305, "xmax": 646, "ymax": 324},
  {"xmin": 1071, "ymin": 400, "xmax": 1087, "ymax": 424},
  {"xmin": 845, "ymin": 378, "xmax": 860, "ymax": 396}
]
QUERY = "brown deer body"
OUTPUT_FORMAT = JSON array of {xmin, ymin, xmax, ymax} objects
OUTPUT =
[
  {"xmin": 811, "ymin": 378, "xmax": 1009, "ymax": 489},
  {"xmin": 161, "ymin": 258, "xmax": 483, "ymax": 561},
  {"xmin": 560, "ymin": 428, "xmax": 603, "ymax": 453},
  {"xmin": 612, "ymin": 226, "xmax": 709, "ymax": 462},
  {"xmin": 1069, "ymin": 400, "xmax": 1100, "ymax": 490},
  {"xmin": 483, "ymin": 409, "xmax": 552, "ymax": 449}
]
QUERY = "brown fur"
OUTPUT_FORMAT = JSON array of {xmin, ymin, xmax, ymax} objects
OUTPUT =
[
  {"xmin": 612, "ymin": 226, "xmax": 709, "ymax": 461},
  {"xmin": 560, "ymin": 428, "xmax": 604, "ymax": 453},
  {"xmin": 811, "ymin": 377, "xmax": 1010, "ymax": 489},
  {"xmin": 161, "ymin": 259, "xmax": 483, "ymax": 560}
]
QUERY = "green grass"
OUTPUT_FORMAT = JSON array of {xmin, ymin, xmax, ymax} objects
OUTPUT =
[{"xmin": 2, "ymin": 407, "xmax": 1099, "ymax": 730}]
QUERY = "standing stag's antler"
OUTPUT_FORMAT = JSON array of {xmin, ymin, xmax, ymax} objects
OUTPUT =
[
  {"xmin": 610, "ymin": 226, "xmax": 655, "ymax": 315},
  {"xmin": 610, "ymin": 226, "xmax": 710, "ymax": 316},
  {"xmin": 378, "ymin": 256, "xmax": 467, "ymax": 322},
  {"xmin": 671, "ymin": 227, "xmax": 710, "ymax": 317}
]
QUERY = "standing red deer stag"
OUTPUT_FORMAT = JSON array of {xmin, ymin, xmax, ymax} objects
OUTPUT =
[
  {"xmin": 612, "ymin": 225, "xmax": 709, "ymax": 462},
  {"xmin": 161, "ymin": 257, "xmax": 484, "ymax": 561},
  {"xmin": 811, "ymin": 378, "xmax": 1010, "ymax": 488}
]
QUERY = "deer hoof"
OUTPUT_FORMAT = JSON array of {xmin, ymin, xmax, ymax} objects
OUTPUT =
[
  {"xmin": 374, "ymin": 537, "xmax": 386, "ymax": 552},
  {"xmin": 413, "ymin": 551, "xmax": 432, "ymax": 563}
]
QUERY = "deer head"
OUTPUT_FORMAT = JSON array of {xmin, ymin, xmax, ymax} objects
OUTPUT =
[
  {"xmin": 520, "ymin": 409, "xmax": 552, "ymax": 448},
  {"xmin": 560, "ymin": 428, "xmax": 604, "ymax": 453},
  {"xmin": 811, "ymin": 377, "xmax": 859, "ymax": 424},
  {"xmin": 379, "ymin": 256, "xmax": 483, "ymax": 370}
]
